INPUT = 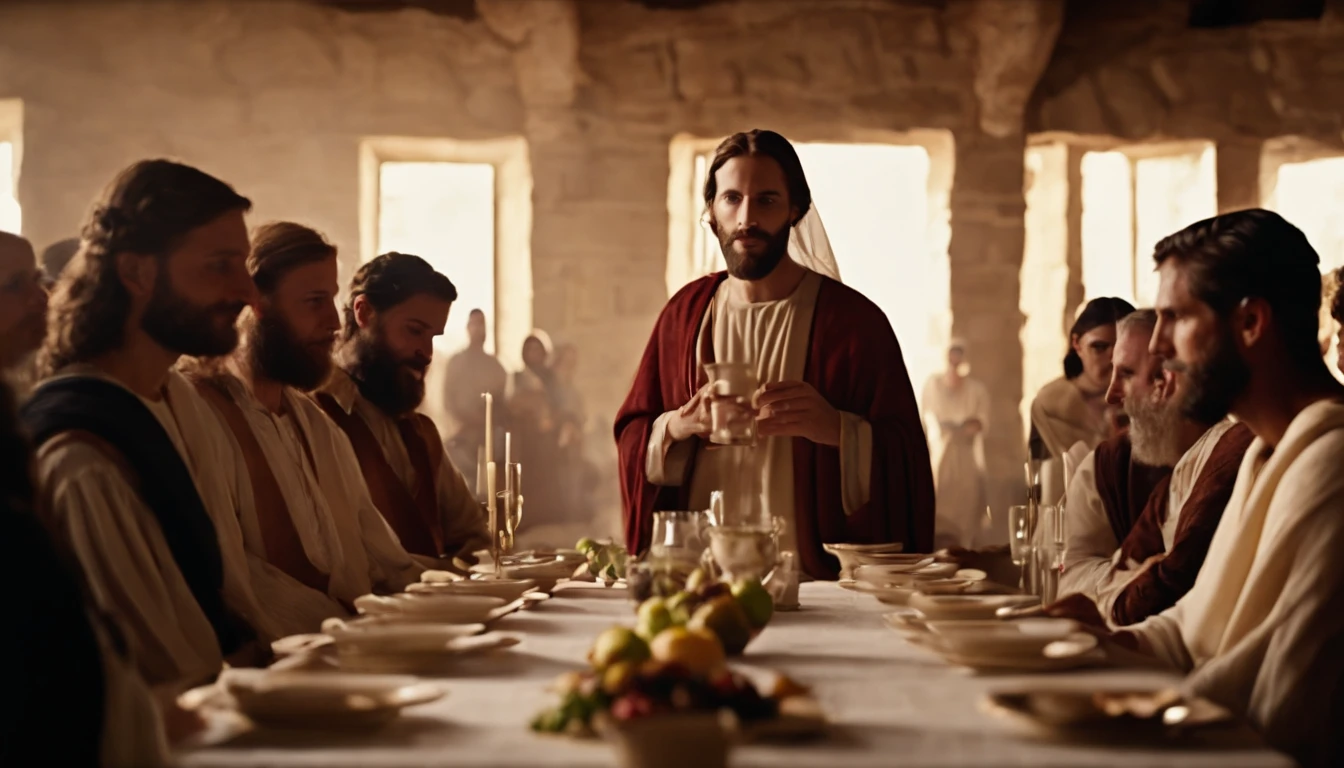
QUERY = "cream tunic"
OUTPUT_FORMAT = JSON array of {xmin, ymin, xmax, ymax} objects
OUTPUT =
[
  {"xmin": 216, "ymin": 371, "xmax": 423, "ymax": 607},
  {"xmin": 34, "ymin": 367, "xmax": 287, "ymax": 688},
  {"xmin": 319, "ymin": 369, "xmax": 490, "ymax": 563},
  {"xmin": 1130, "ymin": 401, "xmax": 1344, "ymax": 762},
  {"xmin": 646, "ymin": 271, "xmax": 872, "ymax": 554}
]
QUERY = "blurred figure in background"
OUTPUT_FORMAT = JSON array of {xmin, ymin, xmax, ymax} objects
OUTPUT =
[
  {"xmin": 921, "ymin": 339, "xmax": 989, "ymax": 549},
  {"xmin": 443, "ymin": 308, "xmax": 508, "ymax": 483},
  {"xmin": 0, "ymin": 231, "xmax": 47, "ymax": 395}
]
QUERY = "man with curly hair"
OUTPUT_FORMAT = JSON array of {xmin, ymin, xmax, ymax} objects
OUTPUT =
[{"xmin": 21, "ymin": 159, "xmax": 286, "ymax": 688}]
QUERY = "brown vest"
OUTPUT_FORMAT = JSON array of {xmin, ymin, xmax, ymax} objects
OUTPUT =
[
  {"xmin": 314, "ymin": 392, "xmax": 445, "ymax": 558},
  {"xmin": 190, "ymin": 377, "xmax": 330, "ymax": 595}
]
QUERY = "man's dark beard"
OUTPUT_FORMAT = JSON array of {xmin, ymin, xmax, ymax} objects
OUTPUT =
[
  {"xmin": 344, "ymin": 329, "xmax": 429, "ymax": 417},
  {"xmin": 141, "ymin": 272, "xmax": 244, "ymax": 357},
  {"xmin": 718, "ymin": 222, "xmax": 791, "ymax": 281},
  {"xmin": 1172, "ymin": 323, "xmax": 1251, "ymax": 425},
  {"xmin": 248, "ymin": 313, "xmax": 333, "ymax": 392}
]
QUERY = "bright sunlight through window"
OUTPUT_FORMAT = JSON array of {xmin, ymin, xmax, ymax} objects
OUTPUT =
[
  {"xmin": 1080, "ymin": 145, "xmax": 1215, "ymax": 306},
  {"xmin": 376, "ymin": 161, "xmax": 495, "ymax": 357},
  {"xmin": 1272, "ymin": 155, "xmax": 1344, "ymax": 381},
  {"xmin": 0, "ymin": 142, "xmax": 19, "ymax": 234}
]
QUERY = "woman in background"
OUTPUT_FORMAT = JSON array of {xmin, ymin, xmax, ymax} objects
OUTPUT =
[
  {"xmin": 922, "ymin": 339, "xmax": 990, "ymax": 549},
  {"xmin": 1029, "ymin": 297, "xmax": 1135, "ymax": 503}
]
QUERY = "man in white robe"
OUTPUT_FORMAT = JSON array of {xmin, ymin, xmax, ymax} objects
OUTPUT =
[
  {"xmin": 1050, "ymin": 209, "xmax": 1344, "ymax": 765},
  {"xmin": 190, "ymin": 222, "xmax": 422, "ymax": 624},
  {"xmin": 24, "ymin": 160, "xmax": 290, "ymax": 688}
]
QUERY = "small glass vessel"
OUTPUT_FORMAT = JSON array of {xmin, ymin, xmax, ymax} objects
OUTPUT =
[{"xmin": 628, "ymin": 510, "xmax": 710, "ymax": 602}]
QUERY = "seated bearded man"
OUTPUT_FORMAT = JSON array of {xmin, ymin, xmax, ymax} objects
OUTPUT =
[
  {"xmin": 1059, "ymin": 309, "xmax": 1252, "ymax": 625},
  {"xmin": 316, "ymin": 253, "xmax": 489, "ymax": 568},
  {"xmin": 1049, "ymin": 209, "xmax": 1344, "ymax": 766},
  {"xmin": 187, "ymin": 222, "xmax": 425, "ymax": 630}
]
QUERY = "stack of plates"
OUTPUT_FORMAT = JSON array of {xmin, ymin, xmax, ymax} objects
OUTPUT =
[
  {"xmin": 319, "ymin": 618, "xmax": 520, "ymax": 674},
  {"xmin": 881, "ymin": 593, "xmax": 1101, "ymax": 672},
  {"xmin": 406, "ymin": 576, "xmax": 538, "ymax": 602},
  {"xmin": 353, "ymin": 593, "xmax": 525, "ymax": 625},
  {"xmin": 821, "ymin": 543, "xmax": 907, "ymax": 579},
  {"xmin": 470, "ymin": 559, "xmax": 576, "ymax": 593}
]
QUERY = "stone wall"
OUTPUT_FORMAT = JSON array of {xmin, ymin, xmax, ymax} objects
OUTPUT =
[
  {"xmin": 1032, "ymin": 0, "xmax": 1344, "ymax": 145},
  {"xmin": 0, "ymin": 0, "xmax": 1061, "ymax": 538}
]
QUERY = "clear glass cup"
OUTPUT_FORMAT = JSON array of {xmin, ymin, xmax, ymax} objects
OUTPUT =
[
  {"xmin": 495, "ymin": 462, "xmax": 523, "ymax": 554},
  {"xmin": 1008, "ymin": 504, "xmax": 1037, "ymax": 594},
  {"xmin": 705, "ymin": 362, "xmax": 758, "ymax": 446},
  {"xmin": 707, "ymin": 525, "xmax": 778, "ymax": 584},
  {"xmin": 1008, "ymin": 504, "xmax": 1034, "ymax": 566}
]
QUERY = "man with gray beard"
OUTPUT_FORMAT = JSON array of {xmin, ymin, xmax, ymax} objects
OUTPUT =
[{"xmin": 1060, "ymin": 309, "xmax": 1252, "ymax": 626}]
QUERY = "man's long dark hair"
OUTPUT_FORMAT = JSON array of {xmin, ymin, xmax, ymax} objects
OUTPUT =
[
  {"xmin": 39, "ymin": 159, "xmax": 251, "ymax": 377},
  {"xmin": 702, "ymin": 129, "xmax": 812, "ymax": 225}
]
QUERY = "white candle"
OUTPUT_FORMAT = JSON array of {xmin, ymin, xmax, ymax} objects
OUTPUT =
[
  {"xmin": 486, "ymin": 460, "xmax": 498, "ymax": 520},
  {"xmin": 475, "ymin": 444, "xmax": 487, "ymax": 499},
  {"xmin": 483, "ymin": 393, "xmax": 494, "ymax": 464},
  {"xmin": 505, "ymin": 431, "xmax": 511, "ymax": 468}
]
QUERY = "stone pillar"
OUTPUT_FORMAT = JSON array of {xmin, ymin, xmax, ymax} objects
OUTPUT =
[
  {"xmin": 479, "ymin": 0, "xmax": 669, "ymax": 532},
  {"xmin": 1063, "ymin": 144, "xmax": 1086, "ymax": 331},
  {"xmin": 1215, "ymin": 138, "xmax": 1264, "ymax": 214},
  {"xmin": 949, "ymin": 131, "xmax": 1030, "ymax": 524},
  {"xmin": 949, "ymin": 0, "xmax": 1064, "ymax": 529}
]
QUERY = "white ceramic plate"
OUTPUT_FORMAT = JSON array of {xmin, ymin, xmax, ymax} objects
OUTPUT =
[
  {"xmin": 321, "ymin": 617, "xmax": 485, "ymax": 654},
  {"xmin": 913, "ymin": 632, "xmax": 1099, "ymax": 672},
  {"xmin": 851, "ymin": 579, "xmax": 976, "ymax": 606},
  {"xmin": 220, "ymin": 670, "xmax": 444, "ymax": 730},
  {"xmin": 925, "ymin": 618, "xmax": 1080, "ymax": 657},
  {"xmin": 908, "ymin": 593, "xmax": 1040, "ymax": 621},
  {"xmin": 354, "ymin": 593, "xmax": 506, "ymax": 624},
  {"xmin": 336, "ymin": 632, "xmax": 524, "ymax": 674},
  {"xmin": 406, "ymin": 577, "xmax": 537, "ymax": 602}
]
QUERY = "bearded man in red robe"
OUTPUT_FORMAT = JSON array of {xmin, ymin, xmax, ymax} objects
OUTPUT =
[{"xmin": 615, "ymin": 129, "xmax": 936, "ymax": 580}]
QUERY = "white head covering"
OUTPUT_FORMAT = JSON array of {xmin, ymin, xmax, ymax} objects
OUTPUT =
[
  {"xmin": 699, "ymin": 204, "xmax": 843, "ymax": 284},
  {"xmin": 787, "ymin": 205, "xmax": 841, "ymax": 283}
]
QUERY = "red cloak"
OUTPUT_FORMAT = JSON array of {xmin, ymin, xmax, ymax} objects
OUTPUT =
[{"xmin": 614, "ymin": 272, "xmax": 936, "ymax": 580}]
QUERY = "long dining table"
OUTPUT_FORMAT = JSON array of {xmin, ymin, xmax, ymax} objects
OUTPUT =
[{"xmin": 181, "ymin": 582, "xmax": 1291, "ymax": 768}]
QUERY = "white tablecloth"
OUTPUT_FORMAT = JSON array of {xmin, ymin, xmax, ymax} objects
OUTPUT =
[{"xmin": 181, "ymin": 583, "xmax": 1290, "ymax": 768}]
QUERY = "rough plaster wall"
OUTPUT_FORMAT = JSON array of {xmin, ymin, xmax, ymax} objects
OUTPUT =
[
  {"xmin": 1032, "ymin": 0, "xmax": 1344, "ymax": 145},
  {"xmin": 0, "ymin": 0, "xmax": 522, "ymax": 274}
]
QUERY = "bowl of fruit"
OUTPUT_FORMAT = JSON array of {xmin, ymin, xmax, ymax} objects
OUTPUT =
[{"xmin": 530, "ymin": 623, "xmax": 820, "ymax": 747}]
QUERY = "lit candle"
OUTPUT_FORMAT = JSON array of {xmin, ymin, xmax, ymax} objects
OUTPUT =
[{"xmin": 505, "ymin": 431, "xmax": 511, "ymax": 468}]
